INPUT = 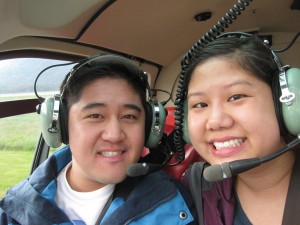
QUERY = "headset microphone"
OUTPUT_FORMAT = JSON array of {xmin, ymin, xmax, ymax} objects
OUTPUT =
[
  {"xmin": 203, "ymin": 135, "xmax": 300, "ymax": 182},
  {"xmin": 127, "ymin": 163, "xmax": 165, "ymax": 177},
  {"xmin": 127, "ymin": 131, "xmax": 176, "ymax": 177}
]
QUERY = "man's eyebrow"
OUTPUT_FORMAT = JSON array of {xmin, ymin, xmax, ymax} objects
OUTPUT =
[
  {"xmin": 123, "ymin": 103, "xmax": 142, "ymax": 113},
  {"xmin": 81, "ymin": 102, "xmax": 142, "ymax": 113},
  {"xmin": 82, "ymin": 102, "xmax": 105, "ymax": 111}
]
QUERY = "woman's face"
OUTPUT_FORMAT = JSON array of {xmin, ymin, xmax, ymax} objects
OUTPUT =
[{"xmin": 187, "ymin": 57, "xmax": 285, "ymax": 165}]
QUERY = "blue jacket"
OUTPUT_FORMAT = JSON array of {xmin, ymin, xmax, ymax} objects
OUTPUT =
[{"xmin": 0, "ymin": 146, "xmax": 197, "ymax": 225}]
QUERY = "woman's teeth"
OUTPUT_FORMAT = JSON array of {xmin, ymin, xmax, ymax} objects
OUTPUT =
[{"xmin": 213, "ymin": 139, "xmax": 243, "ymax": 150}]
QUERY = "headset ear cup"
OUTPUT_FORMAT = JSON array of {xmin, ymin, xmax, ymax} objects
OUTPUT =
[
  {"xmin": 281, "ymin": 68, "xmax": 300, "ymax": 135},
  {"xmin": 39, "ymin": 97, "xmax": 63, "ymax": 148},
  {"xmin": 145, "ymin": 102, "xmax": 166, "ymax": 148},
  {"xmin": 272, "ymin": 71, "xmax": 286, "ymax": 135},
  {"xmin": 183, "ymin": 100, "xmax": 191, "ymax": 144}
]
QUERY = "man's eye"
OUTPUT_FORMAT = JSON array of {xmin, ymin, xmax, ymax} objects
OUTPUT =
[
  {"xmin": 228, "ymin": 94, "xmax": 246, "ymax": 101},
  {"xmin": 90, "ymin": 114, "xmax": 101, "ymax": 119},
  {"xmin": 123, "ymin": 114, "xmax": 137, "ymax": 120}
]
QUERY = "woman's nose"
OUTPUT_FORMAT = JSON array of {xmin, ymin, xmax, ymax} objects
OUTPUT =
[{"xmin": 206, "ymin": 104, "xmax": 233, "ymax": 130}]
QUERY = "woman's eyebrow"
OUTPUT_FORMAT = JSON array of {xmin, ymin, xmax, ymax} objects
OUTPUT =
[
  {"xmin": 187, "ymin": 80, "xmax": 254, "ymax": 99},
  {"xmin": 225, "ymin": 80, "xmax": 253, "ymax": 88},
  {"xmin": 187, "ymin": 91, "xmax": 205, "ymax": 100}
]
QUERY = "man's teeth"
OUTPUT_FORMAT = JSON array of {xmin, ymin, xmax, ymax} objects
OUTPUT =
[
  {"xmin": 100, "ymin": 151, "xmax": 123, "ymax": 157},
  {"xmin": 213, "ymin": 139, "xmax": 243, "ymax": 150}
]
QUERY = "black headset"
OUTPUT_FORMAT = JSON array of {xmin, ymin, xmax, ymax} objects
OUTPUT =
[
  {"xmin": 178, "ymin": 32, "xmax": 300, "ymax": 145},
  {"xmin": 37, "ymin": 54, "xmax": 166, "ymax": 149}
]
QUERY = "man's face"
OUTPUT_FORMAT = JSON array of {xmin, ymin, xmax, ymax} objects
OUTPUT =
[{"xmin": 67, "ymin": 77, "xmax": 145, "ymax": 191}]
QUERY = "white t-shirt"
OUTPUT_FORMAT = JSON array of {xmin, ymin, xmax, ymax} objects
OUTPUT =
[{"xmin": 55, "ymin": 163, "xmax": 115, "ymax": 225}]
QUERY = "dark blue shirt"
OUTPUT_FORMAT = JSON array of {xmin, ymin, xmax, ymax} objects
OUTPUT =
[{"xmin": 234, "ymin": 193, "xmax": 252, "ymax": 225}]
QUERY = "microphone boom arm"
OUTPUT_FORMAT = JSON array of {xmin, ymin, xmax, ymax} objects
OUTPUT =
[
  {"xmin": 204, "ymin": 135, "xmax": 300, "ymax": 182},
  {"xmin": 231, "ymin": 135, "xmax": 300, "ymax": 176}
]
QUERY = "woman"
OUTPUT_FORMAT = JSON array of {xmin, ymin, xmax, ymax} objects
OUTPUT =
[{"xmin": 174, "ymin": 32, "xmax": 300, "ymax": 225}]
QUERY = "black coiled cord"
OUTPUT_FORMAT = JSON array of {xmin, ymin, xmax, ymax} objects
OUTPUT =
[{"xmin": 174, "ymin": 0, "xmax": 253, "ymax": 163}]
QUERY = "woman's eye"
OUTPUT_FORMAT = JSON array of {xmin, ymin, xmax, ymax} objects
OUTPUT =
[
  {"xmin": 194, "ymin": 102, "xmax": 208, "ymax": 108},
  {"xmin": 228, "ymin": 94, "xmax": 246, "ymax": 101}
]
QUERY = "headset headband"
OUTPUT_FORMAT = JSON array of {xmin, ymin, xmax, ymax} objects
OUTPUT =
[{"xmin": 61, "ymin": 54, "xmax": 152, "ymax": 102}]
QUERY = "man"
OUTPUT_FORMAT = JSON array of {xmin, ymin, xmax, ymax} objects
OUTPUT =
[{"xmin": 0, "ymin": 54, "xmax": 196, "ymax": 225}]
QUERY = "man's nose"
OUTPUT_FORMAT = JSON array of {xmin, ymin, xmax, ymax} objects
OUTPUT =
[{"xmin": 101, "ymin": 118, "xmax": 125, "ymax": 142}]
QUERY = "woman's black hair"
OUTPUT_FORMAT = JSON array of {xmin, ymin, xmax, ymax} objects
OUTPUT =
[{"xmin": 185, "ymin": 35, "xmax": 277, "ymax": 89}]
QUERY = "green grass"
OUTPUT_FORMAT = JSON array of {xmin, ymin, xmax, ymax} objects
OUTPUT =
[
  {"xmin": 0, "ymin": 113, "xmax": 41, "ymax": 198},
  {"xmin": 0, "ymin": 113, "xmax": 41, "ymax": 151},
  {"xmin": 0, "ymin": 151, "xmax": 33, "ymax": 198}
]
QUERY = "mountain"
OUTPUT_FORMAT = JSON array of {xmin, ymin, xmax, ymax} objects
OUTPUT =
[{"xmin": 0, "ymin": 58, "xmax": 75, "ymax": 94}]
